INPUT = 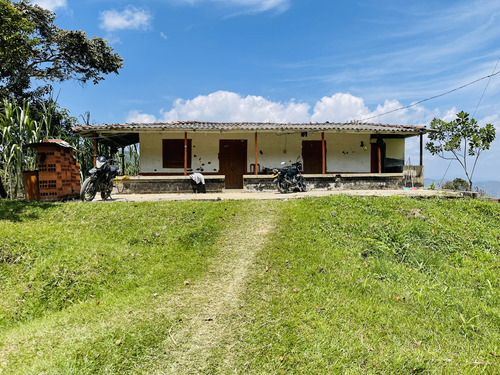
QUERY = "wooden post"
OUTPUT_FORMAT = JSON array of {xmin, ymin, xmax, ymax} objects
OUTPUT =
[
  {"xmin": 254, "ymin": 132, "xmax": 258, "ymax": 175},
  {"xmin": 93, "ymin": 133, "xmax": 98, "ymax": 167},
  {"xmin": 110, "ymin": 141, "xmax": 114, "ymax": 160},
  {"xmin": 121, "ymin": 147, "xmax": 125, "ymax": 175},
  {"xmin": 321, "ymin": 132, "xmax": 326, "ymax": 174},
  {"xmin": 378, "ymin": 146, "xmax": 382, "ymax": 173},
  {"xmin": 419, "ymin": 132, "xmax": 423, "ymax": 166},
  {"xmin": 184, "ymin": 132, "xmax": 188, "ymax": 176}
]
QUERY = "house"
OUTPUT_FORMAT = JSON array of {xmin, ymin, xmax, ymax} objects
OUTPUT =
[{"xmin": 71, "ymin": 121, "xmax": 430, "ymax": 192}]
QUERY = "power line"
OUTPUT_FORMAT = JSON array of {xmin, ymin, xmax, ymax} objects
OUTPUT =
[
  {"xmin": 472, "ymin": 57, "xmax": 500, "ymax": 118},
  {"xmin": 359, "ymin": 69, "xmax": 500, "ymax": 122}
]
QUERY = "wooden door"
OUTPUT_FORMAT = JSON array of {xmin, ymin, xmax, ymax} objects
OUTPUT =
[
  {"xmin": 370, "ymin": 143, "xmax": 379, "ymax": 173},
  {"xmin": 302, "ymin": 140, "xmax": 325, "ymax": 174},
  {"xmin": 219, "ymin": 140, "xmax": 247, "ymax": 188},
  {"xmin": 370, "ymin": 139, "xmax": 386, "ymax": 173}
]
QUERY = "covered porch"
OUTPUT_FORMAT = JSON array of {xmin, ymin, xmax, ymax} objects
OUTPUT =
[{"xmin": 72, "ymin": 121, "xmax": 429, "ymax": 193}]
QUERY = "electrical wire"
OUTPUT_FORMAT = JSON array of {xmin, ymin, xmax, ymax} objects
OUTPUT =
[
  {"xmin": 359, "ymin": 69, "xmax": 500, "ymax": 122},
  {"xmin": 472, "ymin": 57, "xmax": 500, "ymax": 118}
]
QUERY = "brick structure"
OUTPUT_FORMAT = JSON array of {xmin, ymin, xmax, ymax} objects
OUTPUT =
[{"xmin": 32, "ymin": 139, "xmax": 81, "ymax": 201}]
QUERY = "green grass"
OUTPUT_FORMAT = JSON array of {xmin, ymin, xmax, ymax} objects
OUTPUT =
[
  {"xmin": 1, "ymin": 196, "xmax": 499, "ymax": 374},
  {"xmin": 0, "ymin": 199, "xmax": 235, "ymax": 373},
  {"xmin": 234, "ymin": 196, "xmax": 500, "ymax": 374}
]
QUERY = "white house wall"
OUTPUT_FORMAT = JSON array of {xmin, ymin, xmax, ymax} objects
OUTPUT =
[{"xmin": 139, "ymin": 131, "xmax": 400, "ymax": 174}]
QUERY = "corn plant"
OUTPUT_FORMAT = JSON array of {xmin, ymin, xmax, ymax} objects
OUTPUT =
[{"xmin": 0, "ymin": 98, "xmax": 61, "ymax": 198}]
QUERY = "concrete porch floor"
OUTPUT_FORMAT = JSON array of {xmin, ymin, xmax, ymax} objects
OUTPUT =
[{"xmin": 98, "ymin": 188, "xmax": 455, "ymax": 202}]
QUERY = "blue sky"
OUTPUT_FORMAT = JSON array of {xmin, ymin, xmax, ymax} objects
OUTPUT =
[{"xmin": 33, "ymin": 0, "xmax": 500, "ymax": 182}]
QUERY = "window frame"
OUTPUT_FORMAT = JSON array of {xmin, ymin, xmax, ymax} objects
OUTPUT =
[{"xmin": 162, "ymin": 139, "xmax": 192, "ymax": 169}]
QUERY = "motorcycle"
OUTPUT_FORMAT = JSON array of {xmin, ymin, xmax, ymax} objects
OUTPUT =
[
  {"xmin": 272, "ymin": 159, "xmax": 307, "ymax": 193},
  {"xmin": 80, "ymin": 156, "xmax": 120, "ymax": 201}
]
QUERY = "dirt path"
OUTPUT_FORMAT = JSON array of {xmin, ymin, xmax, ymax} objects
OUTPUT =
[
  {"xmin": 107, "ymin": 188, "xmax": 451, "ymax": 203},
  {"xmin": 151, "ymin": 202, "xmax": 280, "ymax": 374}
]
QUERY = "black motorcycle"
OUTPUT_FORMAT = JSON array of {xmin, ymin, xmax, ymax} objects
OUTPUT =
[
  {"xmin": 80, "ymin": 156, "xmax": 120, "ymax": 201},
  {"xmin": 272, "ymin": 159, "xmax": 307, "ymax": 193}
]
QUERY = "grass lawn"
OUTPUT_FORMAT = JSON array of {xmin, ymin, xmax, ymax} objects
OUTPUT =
[{"xmin": 0, "ymin": 196, "xmax": 499, "ymax": 374}]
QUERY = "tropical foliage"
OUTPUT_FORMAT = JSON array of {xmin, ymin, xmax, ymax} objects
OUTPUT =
[
  {"xmin": 0, "ymin": 0, "xmax": 123, "ymax": 100},
  {"xmin": 0, "ymin": 1, "xmax": 137, "ymax": 198},
  {"xmin": 0, "ymin": 100, "xmax": 140, "ymax": 198},
  {"xmin": 425, "ymin": 111, "xmax": 496, "ymax": 191},
  {"xmin": 0, "ymin": 98, "xmax": 75, "ymax": 197}
]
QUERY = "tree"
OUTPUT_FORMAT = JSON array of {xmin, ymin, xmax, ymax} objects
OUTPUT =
[
  {"xmin": 0, "ymin": 0, "xmax": 35, "ymax": 97},
  {"xmin": 425, "ymin": 111, "xmax": 496, "ymax": 191},
  {"xmin": 0, "ymin": 0, "xmax": 123, "ymax": 100},
  {"xmin": 441, "ymin": 178, "xmax": 470, "ymax": 191}
]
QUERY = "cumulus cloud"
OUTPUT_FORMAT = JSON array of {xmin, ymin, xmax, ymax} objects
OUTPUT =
[
  {"xmin": 311, "ymin": 93, "xmax": 369, "ymax": 122},
  {"xmin": 157, "ymin": 91, "xmax": 311, "ymax": 122},
  {"xmin": 126, "ymin": 91, "xmax": 456, "ymax": 127},
  {"xmin": 126, "ymin": 110, "xmax": 157, "ymax": 123},
  {"xmin": 33, "ymin": 0, "xmax": 66, "ymax": 11},
  {"xmin": 99, "ymin": 6, "xmax": 153, "ymax": 32}
]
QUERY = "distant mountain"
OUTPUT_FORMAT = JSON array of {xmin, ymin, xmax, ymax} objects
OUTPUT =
[
  {"xmin": 475, "ymin": 181, "xmax": 500, "ymax": 198},
  {"xmin": 425, "ymin": 179, "xmax": 500, "ymax": 198}
]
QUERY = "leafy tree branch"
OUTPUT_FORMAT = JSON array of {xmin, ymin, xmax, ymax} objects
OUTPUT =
[
  {"xmin": 0, "ymin": 0, "xmax": 123, "ymax": 100},
  {"xmin": 425, "ymin": 111, "xmax": 495, "ymax": 191}
]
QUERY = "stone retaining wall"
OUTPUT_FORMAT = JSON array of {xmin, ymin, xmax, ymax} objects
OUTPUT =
[
  {"xmin": 114, "ymin": 175, "xmax": 225, "ymax": 194},
  {"xmin": 243, "ymin": 173, "xmax": 416, "ymax": 192}
]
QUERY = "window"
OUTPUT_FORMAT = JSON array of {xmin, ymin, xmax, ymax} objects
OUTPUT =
[{"xmin": 162, "ymin": 139, "xmax": 192, "ymax": 168}]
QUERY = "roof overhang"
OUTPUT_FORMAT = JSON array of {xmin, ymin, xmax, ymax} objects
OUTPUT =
[{"xmin": 72, "ymin": 121, "xmax": 432, "ymax": 146}]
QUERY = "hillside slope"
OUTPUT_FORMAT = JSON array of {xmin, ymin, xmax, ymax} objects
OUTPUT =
[{"xmin": 1, "ymin": 197, "xmax": 499, "ymax": 374}]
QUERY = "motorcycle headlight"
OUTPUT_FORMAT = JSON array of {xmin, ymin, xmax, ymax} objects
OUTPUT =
[{"xmin": 96, "ymin": 156, "xmax": 106, "ymax": 168}]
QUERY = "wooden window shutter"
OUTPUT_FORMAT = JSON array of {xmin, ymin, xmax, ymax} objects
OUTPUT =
[{"xmin": 162, "ymin": 139, "xmax": 191, "ymax": 168}]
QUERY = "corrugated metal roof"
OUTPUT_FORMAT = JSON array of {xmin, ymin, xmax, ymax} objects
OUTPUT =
[{"xmin": 72, "ymin": 120, "xmax": 428, "ymax": 135}]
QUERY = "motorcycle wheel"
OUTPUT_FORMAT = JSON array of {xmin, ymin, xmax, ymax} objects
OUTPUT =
[
  {"xmin": 80, "ymin": 177, "xmax": 97, "ymax": 201},
  {"xmin": 277, "ymin": 179, "xmax": 288, "ymax": 194},
  {"xmin": 298, "ymin": 176, "xmax": 307, "ymax": 192}
]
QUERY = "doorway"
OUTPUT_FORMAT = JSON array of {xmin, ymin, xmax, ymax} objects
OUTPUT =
[
  {"xmin": 370, "ymin": 138, "xmax": 386, "ymax": 173},
  {"xmin": 302, "ymin": 140, "xmax": 325, "ymax": 173},
  {"xmin": 219, "ymin": 140, "xmax": 247, "ymax": 188}
]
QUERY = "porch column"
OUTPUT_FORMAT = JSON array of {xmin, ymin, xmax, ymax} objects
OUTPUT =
[
  {"xmin": 184, "ymin": 131, "xmax": 188, "ymax": 176},
  {"xmin": 110, "ymin": 141, "xmax": 114, "ymax": 159},
  {"xmin": 378, "ymin": 146, "xmax": 382, "ymax": 173},
  {"xmin": 419, "ymin": 132, "xmax": 423, "ymax": 166},
  {"xmin": 321, "ymin": 132, "xmax": 326, "ymax": 174},
  {"xmin": 93, "ymin": 132, "xmax": 98, "ymax": 167},
  {"xmin": 121, "ymin": 147, "xmax": 125, "ymax": 175},
  {"xmin": 254, "ymin": 132, "xmax": 258, "ymax": 175}
]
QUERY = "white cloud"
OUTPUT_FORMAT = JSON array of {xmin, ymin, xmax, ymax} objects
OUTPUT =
[
  {"xmin": 178, "ymin": 0, "xmax": 290, "ymax": 14},
  {"xmin": 160, "ymin": 32, "xmax": 168, "ymax": 40},
  {"xmin": 127, "ymin": 91, "xmax": 461, "ymax": 128},
  {"xmin": 311, "ymin": 93, "xmax": 370, "ymax": 122},
  {"xmin": 441, "ymin": 108, "xmax": 458, "ymax": 122},
  {"xmin": 158, "ymin": 91, "xmax": 310, "ymax": 122},
  {"xmin": 32, "ymin": 0, "xmax": 66, "ymax": 11},
  {"xmin": 126, "ymin": 110, "xmax": 157, "ymax": 123},
  {"xmin": 218, "ymin": 0, "xmax": 290, "ymax": 13},
  {"xmin": 99, "ymin": 6, "xmax": 153, "ymax": 32}
]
